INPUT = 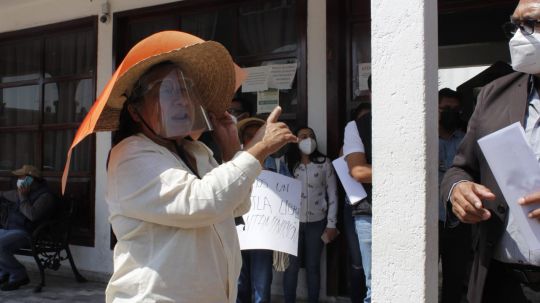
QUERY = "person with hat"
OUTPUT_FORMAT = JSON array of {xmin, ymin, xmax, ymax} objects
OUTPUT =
[
  {"xmin": 103, "ymin": 31, "xmax": 296, "ymax": 303},
  {"xmin": 237, "ymin": 117, "xmax": 266, "ymax": 148},
  {"xmin": 0, "ymin": 165, "xmax": 55, "ymax": 291},
  {"xmin": 235, "ymin": 117, "xmax": 275, "ymax": 303}
]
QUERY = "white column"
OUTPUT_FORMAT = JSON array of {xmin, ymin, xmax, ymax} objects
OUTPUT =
[
  {"xmin": 307, "ymin": 0, "xmax": 327, "ymax": 153},
  {"xmin": 371, "ymin": 0, "xmax": 438, "ymax": 302}
]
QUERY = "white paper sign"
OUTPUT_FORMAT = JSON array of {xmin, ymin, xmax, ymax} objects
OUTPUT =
[
  {"xmin": 332, "ymin": 156, "xmax": 367, "ymax": 204},
  {"xmin": 268, "ymin": 63, "xmax": 297, "ymax": 90},
  {"xmin": 237, "ymin": 170, "xmax": 301, "ymax": 256},
  {"xmin": 257, "ymin": 89, "xmax": 279, "ymax": 114},
  {"xmin": 242, "ymin": 66, "xmax": 270, "ymax": 92},
  {"xmin": 358, "ymin": 63, "xmax": 371, "ymax": 91},
  {"xmin": 478, "ymin": 122, "xmax": 540, "ymax": 251}
]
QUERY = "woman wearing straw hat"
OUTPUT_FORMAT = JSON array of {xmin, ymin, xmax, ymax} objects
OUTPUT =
[{"xmin": 101, "ymin": 31, "xmax": 297, "ymax": 303}]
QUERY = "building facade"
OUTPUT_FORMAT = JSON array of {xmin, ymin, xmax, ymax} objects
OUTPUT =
[{"xmin": 0, "ymin": 0, "xmax": 517, "ymax": 301}]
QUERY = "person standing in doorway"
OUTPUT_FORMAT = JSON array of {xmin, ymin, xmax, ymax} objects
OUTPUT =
[
  {"xmin": 282, "ymin": 126, "xmax": 338, "ymax": 303},
  {"xmin": 437, "ymin": 88, "xmax": 470, "ymax": 303},
  {"xmin": 236, "ymin": 117, "xmax": 276, "ymax": 303},
  {"xmin": 343, "ymin": 110, "xmax": 372, "ymax": 303}
]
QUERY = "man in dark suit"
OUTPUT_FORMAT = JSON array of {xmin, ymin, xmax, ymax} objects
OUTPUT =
[{"xmin": 441, "ymin": 1, "xmax": 540, "ymax": 302}]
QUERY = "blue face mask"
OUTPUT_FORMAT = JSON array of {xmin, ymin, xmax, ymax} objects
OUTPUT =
[{"xmin": 16, "ymin": 176, "xmax": 33, "ymax": 188}]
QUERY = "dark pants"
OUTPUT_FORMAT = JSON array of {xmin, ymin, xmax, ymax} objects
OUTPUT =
[
  {"xmin": 482, "ymin": 260, "xmax": 530, "ymax": 303},
  {"xmin": 237, "ymin": 249, "xmax": 273, "ymax": 303},
  {"xmin": 283, "ymin": 219, "xmax": 327, "ymax": 303},
  {"xmin": 439, "ymin": 221, "xmax": 471, "ymax": 303},
  {"xmin": 0, "ymin": 229, "xmax": 30, "ymax": 282},
  {"xmin": 343, "ymin": 202, "xmax": 366, "ymax": 303}
]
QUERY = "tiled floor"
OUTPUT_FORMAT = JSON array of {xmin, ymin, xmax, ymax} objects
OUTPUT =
[
  {"xmin": 1, "ymin": 267, "xmax": 539, "ymax": 302},
  {"xmin": 0, "ymin": 270, "xmax": 106, "ymax": 303}
]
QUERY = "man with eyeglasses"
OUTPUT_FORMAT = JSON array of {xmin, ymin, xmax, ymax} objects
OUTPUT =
[
  {"xmin": 441, "ymin": 1, "xmax": 540, "ymax": 302},
  {"xmin": 227, "ymin": 97, "xmax": 253, "ymax": 122}
]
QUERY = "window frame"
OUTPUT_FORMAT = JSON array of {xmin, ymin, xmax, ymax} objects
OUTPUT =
[{"xmin": 0, "ymin": 17, "xmax": 98, "ymax": 247}]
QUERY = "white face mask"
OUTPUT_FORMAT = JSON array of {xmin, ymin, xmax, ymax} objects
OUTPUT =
[
  {"xmin": 16, "ymin": 176, "xmax": 33, "ymax": 189},
  {"xmin": 298, "ymin": 138, "xmax": 316, "ymax": 155},
  {"xmin": 230, "ymin": 114, "xmax": 238, "ymax": 125},
  {"xmin": 509, "ymin": 30, "xmax": 540, "ymax": 75}
]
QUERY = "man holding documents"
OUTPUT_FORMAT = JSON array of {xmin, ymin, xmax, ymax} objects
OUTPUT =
[{"xmin": 441, "ymin": 1, "xmax": 540, "ymax": 302}]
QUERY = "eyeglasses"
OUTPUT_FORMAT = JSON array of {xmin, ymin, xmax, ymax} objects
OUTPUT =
[
  {"xmin": 226, "ymin": 108, "xmax": 245, "ymax": 116},
  {"xmin": 438, "ymin": 106, "xmax": 462, "ymax": 114},
  {"xmin": 502, "ymin": 19, "xmax": 540, "ymax": 39}
]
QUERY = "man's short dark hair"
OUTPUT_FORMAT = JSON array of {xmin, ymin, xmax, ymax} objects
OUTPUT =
[
  {"xmin": 438, "ymin": 88, "xmax": 461, "ymax": 104},
  {"xmin": 351, "ymin": 102, "xmax": 371, "ymax": 120},
  {"xmin": 232, "ymin": 97, "xmax": 253, "ymax": 116}
]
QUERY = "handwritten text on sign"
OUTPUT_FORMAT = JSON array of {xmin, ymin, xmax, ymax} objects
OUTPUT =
[{"xmin": 237, "ymin": 170, "xmax": 301, "ymax": 256}]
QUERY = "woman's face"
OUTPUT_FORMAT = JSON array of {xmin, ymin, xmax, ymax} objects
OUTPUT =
[
  {"xmin": 297, "ymin": 128, "xmax": 315, "ymax": 141},
  {"xmin": 136, "ymin": 65, "xmax": 196, "ymax": 138}
]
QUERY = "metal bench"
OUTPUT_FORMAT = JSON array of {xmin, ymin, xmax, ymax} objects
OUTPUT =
[{"xmin": 16, "ymin": 195, "xmax": 87, "ymax": 292}]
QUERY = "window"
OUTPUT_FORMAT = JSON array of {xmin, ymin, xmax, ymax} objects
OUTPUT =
[
  {"xmin": 0, "ymin": 18, "xmax": 97, "ymax": 246},
  {"xmin": 114, "ymin": 0, "xmax": 307, "ymax": 127}
]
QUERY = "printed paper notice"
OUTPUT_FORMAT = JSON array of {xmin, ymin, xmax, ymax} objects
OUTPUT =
[
  {"xmin": 268, "ymin": 63, "xmax": 297, "ymax": 90},
  {"xmin": 257, "ymin": 89, "xmax": 279, "ymax": 114},
  {"xmin": 478, "ymin": 122, "xmax": 540, "ymax": 251},
  {"xmin": 242, "ymin": 66, "xmax": 270, "ymax": 93},
  {"xmin": 332, "ymin": 156, "xmax": 367, "ymax": 205},
  {"xmin": 358, "ymin": 63, "xmax": 371, "ymax": 91},
  {"xmin": 237, "ymin": 170, "xmax": 301, "ymax": 256}
]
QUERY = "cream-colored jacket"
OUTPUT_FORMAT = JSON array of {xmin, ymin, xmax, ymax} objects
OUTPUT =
[{"xmin": 105, "ymin": 134, "xmax": 261, "ymax": 303}]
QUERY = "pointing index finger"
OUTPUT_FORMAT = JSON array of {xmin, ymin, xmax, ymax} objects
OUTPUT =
[{"xmin": 266, "ymin": 106, "xmax": 282, "ymax": 124}]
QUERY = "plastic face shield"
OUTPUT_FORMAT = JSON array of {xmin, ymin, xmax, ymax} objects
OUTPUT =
[{"xmin": 143, "ymin": 66, "xmax": 212, "ymax": 139}]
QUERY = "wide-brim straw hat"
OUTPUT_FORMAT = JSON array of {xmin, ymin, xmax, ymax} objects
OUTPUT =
[
  {"xmin": 62, "ymin": 31, "xmax": 247, "ymax": 193},
  {"xmin": 12, "ymin": 164, "xmax": 42, "ymax": 179},
  {"xmin": 95, "ymin": 30, "xmax": 241, "ymax": 131},
  {"xmin": 237, "ymin": 117, "xmax": 266, "ymax": 138}
]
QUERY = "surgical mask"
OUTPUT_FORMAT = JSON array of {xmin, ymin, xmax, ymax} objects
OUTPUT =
[
  {"xmin": 509, "ymin": 30, "xmax": 540, "ymax": 74},
  {"xmin": 230, "ymin": 114, "xmax": 238, "ymax": 125},
  {"xmin": 298, "ymin": 138, "xmax": 317, "ymax": 155},
  {"xmin": 440, "ymin": 109, "xmax": 461, "ymax": 132},
  {"xmin": 17, "ymin": 176, "xmax": 33, "ymax": 189}
]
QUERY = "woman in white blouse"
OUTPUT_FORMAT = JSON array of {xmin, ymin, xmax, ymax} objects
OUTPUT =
[{"xmin": 283, "ymin": 127, "xmax": 338, "ymax": 303}]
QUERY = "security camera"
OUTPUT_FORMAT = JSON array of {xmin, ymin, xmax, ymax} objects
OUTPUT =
[
  {"xmin": 99, "ymin": 2, "xmax": 110, "ymax": 24},
  {"xmin": 99, "ymin": 13, "xmax": 110, "ymax": 23}
]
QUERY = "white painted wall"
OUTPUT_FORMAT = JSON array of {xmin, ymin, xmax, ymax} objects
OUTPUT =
[
  {"xmin": 371, "ymin": 0, "xmax": 439, "ymax": 302},
  {"xmin": 439, "ymin": 65, "xmax": 490, "ymax": 90}
]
